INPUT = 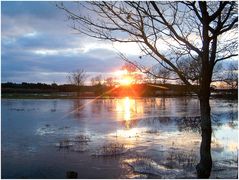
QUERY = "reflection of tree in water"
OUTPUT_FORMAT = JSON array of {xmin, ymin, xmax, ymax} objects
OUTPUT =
[
  {"xmin": 102, "ymin": 99, "xmax": 115, "ymax": 113},
  {"xmin": 145, "ymin": 117, "xmax": 172, "ymax": 126},
  {"xmin": 176, "ymin": 108, "xmax": 238, "ymax": 133},
  {"xmin": 120, "ymin": 119, "xmax": 138, "ymax": 129},
  {"xmin": 211, "ymin": 104, "xmax": 238, "ymax": 130},
  {"xmin": 143, "ymin": 116, "xmax": 200, "ymax": 133},
  {"xmin": 137, "ymin": 116, "xmax": 194, "ymax": 130},
  {"xmin": 160, "ymin": 98, "xmax": 166, "ymax": 111},
  {"xmin": 181, "ymin": 98, "xmax": 199, "ymax": 116},
  {"xmin": 51, "ymin": 100, "xmax": 57, "ymax": 112},
  {"xmin": 71, "ymin": 99, "xmax": 85, "ymax": 119},
  {"xmin": 91, "ymin": 99, "xmax": 103, "ymax": 115},
  {"xmin": 226, "ymin": 103, "xmax": 238, "ymax": 129},
  {"xmin": 135, "ymin": 114, "xmax": 236, "ymax": 134},
  {"xmin": 228, "ymin": 117, "xmax": 237, "ymax": 129},
  {"xmin": 148, "ymin": 98, "xmax": 158, "ymax": 108},
  {"xmin": 177, "ymin": 113, "xmax": 237, "ymax": 133},
  {"xmin": 211, "ymin": 114, "xmax": 223, "ymax": 130},
  {"xmin": 164, "ymin": 150, "xmax": 198, "ymax": 170},
  {"xmin": 177, "ymin": 116, "xmax": 201, "ymax": 133},
  {"xmin": 147, "ymin": 98, "xmax": 167, "ymax": 114},
  {"xmin": 145, "ymin": 97, "xmax": 201, "ymax": 117},
  {"xmin": 118, "ymin": 116, "xmax": 175, "ymax": 130}
]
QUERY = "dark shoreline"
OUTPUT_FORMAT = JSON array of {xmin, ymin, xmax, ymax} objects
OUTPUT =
[{"xmin": 1, "ymin": 93, "xmax": 237, "ymax": 100}]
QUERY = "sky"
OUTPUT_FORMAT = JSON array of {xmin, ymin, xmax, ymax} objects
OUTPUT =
[
  {"xmin": 1, "ymin": 1, "xmax": 144, "ymax": 84},
  {"xmin": 1, "ymin": 2, "xmax": 237, "ymax": 85}
]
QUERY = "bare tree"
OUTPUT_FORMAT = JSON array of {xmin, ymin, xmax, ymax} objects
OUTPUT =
[
  {"xmin": 90, "ymin": 77, "xmax": 96, "ymax": 86},
  {"xmin": 133, "ymin": 73, "xmax": 144, "ymax": 84},
  {"xmin": 105, "ymin": 77, "xmax": 116, "ymax": 87},
  {"xmin": 58, "ymin": 2, "xmax": 238, "ymax": 177},
  {"xmin": 67, "ymin": 69, "xmax": 87, "ymax": 87},
  {"xmin": 151, "ymin": 65, "xmax": 171, "ymax": 84},
  {"xmin": 212, "ymin": 61, "xmax": 238, "ymax": 89},
  {"xmin": 223, "ymin": 62, "xmax": 238, "ymax": 89},
  {"xmin": 91, "ymin": 75, "xmax": 103, "ymax": 86}
]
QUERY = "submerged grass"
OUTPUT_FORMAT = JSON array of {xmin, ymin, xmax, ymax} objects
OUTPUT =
[
  {"xmin": 55, "ymin": 139, "xmax": 74, "ymax": 148},
  {"xmin": 55, "ymin": 134, "xmax": 91, "ymax": 152},
  {"xmin": 70, "ymin": 135, "xmax": 91, "ymax": 143},
  {"xmin": 92, "ymin": 143, "xmax": 128, "ymax": 156}
]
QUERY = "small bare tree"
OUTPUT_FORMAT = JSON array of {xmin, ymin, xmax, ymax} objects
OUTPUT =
[
  {"xmin": 151, "ymin": 65, "xmax": 172, "ymax": 84},
  {"xmin": 90, "ymin": 77, "xmax": 96, "ymax": 86},
  {"xmin": 105, "ymin": 77, "xmax": 116, "ymax": 87},
  {"xmin": 67, "ymin": 69, "xmax": 87, "ymax": 87},
  {"xmin": 223, "ymin": 62, "xmax": 238, "ymax": 89},
  {"xmin": 91, "ymin": 75, "xmax": 103, "ymax": 86}
]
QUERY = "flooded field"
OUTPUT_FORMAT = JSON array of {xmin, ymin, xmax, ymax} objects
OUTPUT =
[{"xmin": 1, "ymin": 97, "xmax": 238, "ymax": 178}]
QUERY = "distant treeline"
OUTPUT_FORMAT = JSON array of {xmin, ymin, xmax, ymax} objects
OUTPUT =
[
  {"xmin": 1, "ymin": 82, "xmax": 237, "ymax": 98},
  {"xmin": 1, "ymin": 82, "xmax": 95, "ymax": 93},
  {"xmin": 1, "ymin": 82, "xmax": 192, "ymax": 96}
]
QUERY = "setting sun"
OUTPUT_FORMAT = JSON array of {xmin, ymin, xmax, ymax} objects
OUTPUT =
[
  {"xmin": 120, "ymin": 77, "xmax": 133, "ymax": 86},
  {"xmin": 114, "ymin": 69, "xmax": 134, "ymax": 86}
]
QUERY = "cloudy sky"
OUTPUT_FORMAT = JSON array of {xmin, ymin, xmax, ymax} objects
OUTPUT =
[
  {"xmin": 2, "ymin": 2, "xmax": 237, "ymax": 85},
  {"xmin": 2, "ymin": 1, "xmax": 144, "ymax": 84}
]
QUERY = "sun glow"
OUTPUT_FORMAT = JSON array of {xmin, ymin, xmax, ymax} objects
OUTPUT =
[
  {"xmin": 119, "ymin": 76, "xmax": 133, "ymax": 86},
  {"xmin": 115, "ymin": 70, "xmax": 128, "ymax": 76},
  {"xmin": 114, "ymin": 70, "xmax": 134, "ymax": 86}
]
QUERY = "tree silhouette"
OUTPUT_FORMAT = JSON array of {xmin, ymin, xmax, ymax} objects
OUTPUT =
[
  {"xmin": 58, "ymin": 2, "xmax": 238, "ymax": 177},
  {"xmin": 91, "ymin": 75, "xmax": 103, "ymax": 86},
  {"xmin": 67, "ymin": 69, "xmax": 87, "ymax": 87},
  {"xmin": 223, "ymin": 62, "xmax": 238, "ymax": 89},
  {"xmin": 105, "ymin": 77, "xmax": 116, "ymax": 87},
  {"xmin": 67, "ymin": 69, "xmax": 87, "ymax": 95}
]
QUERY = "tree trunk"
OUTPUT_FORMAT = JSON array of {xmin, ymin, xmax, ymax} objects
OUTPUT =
[{"xmin": 196, "ymin": 95, "xmax": 212, "ymax": 178}]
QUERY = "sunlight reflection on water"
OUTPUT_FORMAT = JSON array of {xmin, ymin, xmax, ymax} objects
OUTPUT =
[{"xmin": 116, "ymin": 97, "xmax": 144, "ymax": 123}]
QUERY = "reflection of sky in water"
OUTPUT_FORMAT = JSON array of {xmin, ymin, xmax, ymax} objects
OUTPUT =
[
  {"xmin": 212, "ymin": 124, "xmax": 238, "ymax": 160},
  {"xmin": 1, "ymin": 97, "xmax": 238, "ymax": 178},
  {"xmin": 111, "ymin": 97, "xmax": 237, "ymax": 159}
]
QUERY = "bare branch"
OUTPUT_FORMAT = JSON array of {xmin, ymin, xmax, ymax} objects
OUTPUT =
[{"xmin": 215, "ymin": 54, "xmax": 238, "ymax": 64}]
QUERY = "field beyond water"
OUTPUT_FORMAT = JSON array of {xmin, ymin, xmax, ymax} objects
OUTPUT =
[{"xmin": 1, "ymin": 97, "xmax": 238, "ymax": 178}]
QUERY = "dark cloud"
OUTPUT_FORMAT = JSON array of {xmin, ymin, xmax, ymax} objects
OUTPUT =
[
  {"xmin": 1, "ymin": 1, "xmax": 125, "ymax": 84},
  {"xmin": 11, "ymin": 33, "xmax": 76, "ymax": 49}
]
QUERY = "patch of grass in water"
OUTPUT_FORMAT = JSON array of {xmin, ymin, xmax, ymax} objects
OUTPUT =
[
  {"xmin": 55, "ymin": 134, "xmax": 91, "ymax": 152},
  {"xmin": 71, "ymin": 135, "xmax": 91, "ymax": 143},
  {"xmin": 145, "ymin": 129, "xmax": 159, "ymax": 134},
  {"xmin": 55, "ymin": 139, "xmax": 74, "ymax": 148},
  {"xmin": 165, "ymin": 150, "xmax": 198, "ymax": 169},
  {"xmin": 92, "ymin": 143, "xmax": 128, "ymax": 156}
]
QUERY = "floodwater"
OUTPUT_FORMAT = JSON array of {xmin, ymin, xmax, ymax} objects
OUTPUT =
[{"xmin": 1, "ymin": 97, "xmax": 238, "ymax": 178}]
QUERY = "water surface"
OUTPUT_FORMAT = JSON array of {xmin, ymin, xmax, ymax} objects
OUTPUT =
[{"xmin": 1, "ymin": 97, "xmax": 238, "ymax": 178}]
